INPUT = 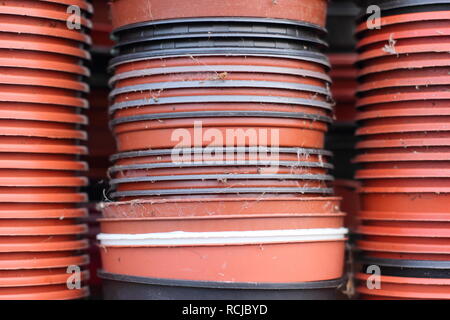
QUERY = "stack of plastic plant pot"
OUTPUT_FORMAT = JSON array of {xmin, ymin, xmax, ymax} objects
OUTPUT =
[
  {"xmin": 83, "ymin": 0, "xmax": 115, "ymax": 299},
  {"xmin": 97, "ymin": 0, "xmax": 349, "ymax": 300},
  {"xmin": 353, "ymin": 0, "xmax": 450, "ymax": 300},
  {"xmin": 0, "ymin": 0, "xmax": 92, "ymax": 300},
  {"xmin": 326, "ymin": 0, "xmax": 360, "ymax": 233}
]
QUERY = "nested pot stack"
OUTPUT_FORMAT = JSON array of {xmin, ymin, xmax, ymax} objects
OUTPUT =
[
  {"xmin": 98, "ymin": 0, "xmax": 348, "ymax": 300},
  {"xmin": 353, "ymin": 0, "xmax": 450, "ymax": 300},
  {"xmin": 0, "ymin": 0, "xmax": 92, "ymax": 300}
]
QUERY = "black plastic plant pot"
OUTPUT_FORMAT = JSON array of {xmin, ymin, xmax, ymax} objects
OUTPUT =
[
  {"xmin": 326, "ymin": 0, "xmax": 359, "ymax": 51},
  {"xmin": 99, "ymin": 271, "xmax": 346, "ymax": 300},
  {"xmin": 112, "ymin": 18, "xmax": 328, "ymax": 50},
  {"xmin": 358, "ymin": 256, "xmax": 450, "ymax": 279}
]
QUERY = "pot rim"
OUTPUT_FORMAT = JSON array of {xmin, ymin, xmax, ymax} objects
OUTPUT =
[
  {"xmin": 0, "ymin": 285, "xmax": 89, "ymax": 300},
  {"xmin": 358, "ymin": 211, "xmax": 450, "ymax": 222},
  {"xmin": 109, "ymin": 64, "xmax": 332, "ymax": 86},
  {"xmin": 98, "ymin": 270, "xmax": 345, "ymax": 290},
  {"xmin": 110, "ymin": 187, "xmax": 334, "ymax": 198},
  {"xmin": 358, "ymin": 256, "xmax": 450, "ymax": 269},
  {"xmin": 0, "ymin": 270, "xmax": 89, "ymax": 288},
  {"xmin": 355, "ymin": 272, "xmax": 450, "ymax": 285},
  {"xmin": 0, "ymin": 253, "xmax": 90, "ymax": 270},
  {"xmin": 0, "ymin": 208, "xmax": 87, "ymax": 219}
]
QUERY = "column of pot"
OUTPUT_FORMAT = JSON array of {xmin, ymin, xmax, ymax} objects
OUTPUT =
[
  {"xmin": 0, "ymin": 0, "xmax": 92, "ymax": 299},
  {"xmin": 98, "ymin": 0, "xmax": 349, "ymax": 300},
  {"xmin": 353, "ymin": 0, "xmax": 450, "ymax": 300}
]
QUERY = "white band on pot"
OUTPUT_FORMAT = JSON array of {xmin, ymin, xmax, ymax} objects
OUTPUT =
[{"xmin": 97, "ymin": 228, "xmax": 348, "ymax": 246}]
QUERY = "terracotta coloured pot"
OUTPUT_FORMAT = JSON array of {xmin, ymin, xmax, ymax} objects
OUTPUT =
[
  {"xmin": 0, "ymin": 187, "xmax": 87, "ymax": 203},
  {"xmin": 0, "ymin": 137, "xmax": 87, "ymax": 155},
  {"xmin": 99, "ymin": 214, "xmax": 345, "ymax": 234},
  {"xmin": 0, "ymin": 219, "xmax": 87, "ymax": 236},
  {"xmin": 0, "ymin": 171, "xmax": 87, "ymax": 187},
  {"xmin": 358, "ymin": 221, "xmax": 450, "ymax": 237},
  {"xmin": 0, "ymin": 90, "xmax": 88, "ymax": 109},
  {"xmin": 113, "ymin": 117, "xmax": 329, "ymax": 152},
  {"xmin": 333, "ymin": 180, "xmax": 360, "ymax": 232},
  {"xmin": 361, "ymin": 251, "xmax": 450, "ymax": 261},
  {"xmin": 358, "ymin": 211, "xmax": 450, "ymax": 222},
  {"xmin": 356, "ymin": 21, "xmax": 450, "ymax": 50},
  {"xmin": 354, "ymin": 149, "xmax": 450, "ymax": 163},
  {"xmin": 0, "ymin": 269, "xmax": 89, "ymax": 287},
  {"xmin": 356, "ymin": 104, "xmax": 450, "ymax": 121},
  {"xmin": 356, "ymin": 167, "xmax": 450, "ymax": 179},
  {"xmin": 0, "ymin": 284, "xmax": 89, "ymax": 300},
  {"xmin": 0, "ymin": 105, "xmax": 87, "ymax": 125},
  {"xmin": 356, "ymin": 133, "xmax": 450, "ymax": 150},
  {"xmin": 358, "ymin": 52, "xmax": 450, "ymax": 76},
  {"xmin": 100, "ymin": 196, "xmax": 343, "ymax": 219},
  {"xmin": 0, "ymin": 68, "xmax": 89, "ymax": 93},
  {"xmin": 110, "ymin": 0, "xmax": 328, "ymax": 29},
  {"xmin": 0, "ymin": 235, "xmax": 88, "ymax": 253},
  {"xmin": 357, "ymin": 68, "xmax": 450, "ymax": 93},
  {"xmin": 0, "ymin": 120, "xmax": 87, "ymax": 140},
  {"xmin": 357, "ymin": 117, "xmax": 450, "ymax": 136},
  {"xmin": 0, "ymin": 1, "xmax": 92, "ymax": 29},
  {"xmin": 98, "ymin": 229, "xmax": 347, "ymax": 282},
  {"xmin": 357, "ymin": 37, "xmax": 450, "ymax": 63},
  {"xmin": 0, "ymin": 204, "xmax": 87, "ymax": 219},
  {"xmin": 356, "ymin": 273, "xmax": 450, "ymax": 300},
  {"xmin": 0, "ymin": 15, "xmax": 91, "ymax": 45},
  {"xmin": 0, "ymin": 252, "xmax": 89, "ymax": 270}
]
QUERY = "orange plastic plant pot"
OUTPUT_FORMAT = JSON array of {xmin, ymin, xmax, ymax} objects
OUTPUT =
[
  {"xmin": 0, "ymin": 187, "xmax": 87, "ymax": 203},
  {"xmin": 357, "ymin": 116, "xmax": 450, "ymax": 136},
  {"xmin": 357, "ymin": 211, "xmax": 450, "ymax": 223},
  {"xmin": 358, "ymin": 221, "xmax": 450, "ymax": 238},
  {"xmin": 0, "ymin": 136, "xmax": 87, "ymax": 155},
  {"xmin": 99, "ymin": 214, "xmax": 345, "ymax": 234},
  {"xmin": 0, "ymin": 219, "xmax": 87, "ymax": 236},
  {"xmin": 356, "ymin": 133, "xmax": 450, "ymax": 150},
  {"xmin": 0, "ymin": 284, "xmax": 89, "ymax": 300},
  {"xmin": 0, "ymin": 120, "xmax": 87, "ymax": 140},
  {"xmin": 0, "ymin": 235, "xmax": 88, "ymax": 253},
  {"xmin": 100, "ymin": 196, "xmax": 343, "ymax": 218},
  {"xmin": 361, "ymin": 251, "xmax": 450, "ymax": 261},
  {"xmin": 113, "ymin": 117, "xmax": 328, "ymax": 151},
  {"xmin": 0, "ymin": 104, "xmax": 87, "ymax": 125},
  {"xmin": 356, "ymin": 273, "xmax": 450, "ymax": 300},
  {"xmin": 99, "ymin": 240, "xmax": 346, "ymax": 283},
  {"xmin": 0, "ymin": 252, "xmax": 89, "ymax": 270},
  {"xmin": 0, "ymin": 269, "xmax": 89, "ymax": 288},
  {"xmin": 356, "ymin": 236, "xmax": 450, "ymax": 255},
  {"xmin": 0, "ymin": 203, "xmax": 87, "ymax": 219},
  {"xmin": 333, "ymin": 179, "xmax": 360, "ymax": 232},
  {"xmin": 110, "ymin": 0, "xmax": 328, "ymax": 29}
]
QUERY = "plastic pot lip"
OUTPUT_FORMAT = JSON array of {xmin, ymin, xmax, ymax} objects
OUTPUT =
[
  {"xmin": 0, "ymin": 159, "xmax": 88, "ymax": 171},
  {"xmin": 98, "ymin": 213, "xmax": 346, "ymax": 223},
  {"xmin": 358, "ymin": 211, "xmax": 450, "ymax": 222},
  {"xmin": 0, "ymin": 270, "xmax": 89, "ymax": 288},
  {"xmin": 0, "ymin": 56, "xmax": 90, "ymax": 77},
  {"xmin": 357, "ymin": 77, "xmax": 450, "ymax": 94},
  {"xmin": 356, "ymin": 124, "xmax": 450, "ymax": 136},
  {"xmin": 0, "ymin": 110, "xmax": 88, "ymax": 125},
  {"xmin": 355, "ymin": 168, "xmax": 450, "ymax": 179},
  {"xmin": 356, "ymin": 138, "xmax": 450, "ymax": 149},
  {"xmin": 358, "ymin": 186, "xmax": 450, "ymax": 194},
  {"xmin": 355, "ymin": 272, "xmax": 450, "ymax": 286},
  {"xmin": 0, "ymin": 21, "xmax": 92, "ymax": 45},
  {"xmin": 109, "ymin": 50, "xmax": 331, "ymax": 70},
  {"xmin": 358, "ymin": 57, "xmax": 450, "ymax": 77},
  {"xmin": 0, "ymin": 143, "xmax": 88, "ymax": 156},
  {"xmin": 39, "ymin": 0, "xmax": 93, "ymax": 14},
  {"xmin": 109, "ymin": 82, "xmax": 332, "ymax": 101},
  {"xmin": 0, "ymin": 254, "xmax": 90, "ymax": 270},
  {"xmin": 0, "ymin": 38, "xmax": 91, "ymax": 61},
  {"xmin": 112, "ymin": 16, "xmax": 327, "ymax": 36},
  {"xmin": 98, "ymin": 270, "xmax": 345, "ymax": 290},
  {"xmin": 0, "ymin": 4, "xmax": 93, "ymax": 29},
  {"xmin": 97, "ymin": 227, "xmax": 348, "ymax": 247},
  {"xmin": 0, "ymin": 93, "xmax": 88, "ymax": 109},
  {"xmin": 109, "ymin": 64, "xmax": 332, "ymax": 87},
  {"xmin": 0, "ymin": 192, "xmax": 88, "ymax": 204},
  {"xmin": 356, "ymin": 239, "xmax": 450, "ymax": 254},
  {"xmin": 110, "ymin": 187, "xmax": 334, "ymax": 199},
  {"xmin": 0, "ymin": 176, "xmax": 88, "ymax": 187},
  {"xmin": 110, "ymin": 111, "xmax": 333, "ymax": 127},
  {"xmin": 356, "ymin": 91, "xmax": 450, "ymax": 108},
  {"xmin": 357, "ymin": 225, "xmax": 450, "ymax": 238},
  {"xmin": 109, "ymin": 173, "xmax": 334, "ymax": 186},
  {"xmin": 0, "ymin": 223, "xmax": 88, "ymax": 236},
  {"xmin": 0, "ymin": 285, "xmax": 90, "ymax": 300},
  {"xmin": 109, "ymin": 95, "xmax": 334, "ymax": 115},
  {"xmin": 0, "ymin": 208, "xmax": 87, "ymax": 219},
  {"xmin": 354, "ymin": 153, "xmax": 450, "ymax": 163},
  {"xmin": 108, "ymin": 160, "xmax": 334, "ymax": 174},
  {"xmin": 0, "ymin": 239, "xmax": 89, "ymax": 253},
  {"xmin": 355, "ymin": 108, "xmax": 450, "ymax": 120},
  {"xmin": 0, "ymin": 74, "xmax": 90, "ymax": 93},
  {"xmin": 110, "ymin": 147, "xmax": 333, "ymax": 162},
  {"xmin": 114, "ymin": 31, "xmax": 328, "ymax": 52},
  {"xmin": 357, "ymin": 256, "xmax": 450, "ymax": 270},
  {"xmin": 0, "ymin": 127, "xmax": 87, "ymax": 141}
]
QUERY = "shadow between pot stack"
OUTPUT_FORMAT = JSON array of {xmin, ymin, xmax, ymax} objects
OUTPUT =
[
  {"xmin": 353, "ymin": 0, "xmax": 450, "ymax": 300},
  {"xmin": 98, "ymin": 0, "xmax": 349, "ymax": 300},
  {"xmin": 0, "ymin": 0, "xmax": 93, "ymax": 300}
]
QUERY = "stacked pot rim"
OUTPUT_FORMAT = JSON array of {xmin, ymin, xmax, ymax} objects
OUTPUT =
[
  {"xmin": 354, "ymin": 0, "xmax": 450, "ymax": 300},
  {"xmin": 0, "ymin": 0, "xmax": 92, "ymax": 300}
]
